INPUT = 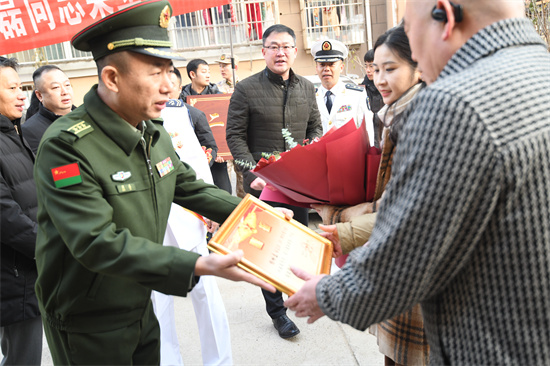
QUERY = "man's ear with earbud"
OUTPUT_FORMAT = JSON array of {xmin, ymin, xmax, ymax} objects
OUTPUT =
[{"xmin": 431, "ymin": 1, "xmax": 463, "ymax": 23}]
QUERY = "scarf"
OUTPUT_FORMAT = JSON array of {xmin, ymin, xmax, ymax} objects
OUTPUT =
[{"xmin": 373, "ymin": 82, "xmax": 423, "ymax": 201}]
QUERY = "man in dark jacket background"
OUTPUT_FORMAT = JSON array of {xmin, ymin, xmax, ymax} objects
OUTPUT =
[
  {"xmin": 226, "ymin": 24, "xmax": 322, "ymax": 339},
  {"xmin": 172, "ymin": 67, "xmax": 219, "ymax": 167},
  {"xmin": 0, "ymin": 57, "xmax": 42, "ymax": 365},
  {"xmin": 179, "ymin": 59, "xmax": 232, "ymax": 194},
  {"xmin": 179, "ymin": 58, "xmax": 222, "ymax": 98},
  {"xmin": 22, "ymin": 65, "xmax": 75, "ymax": 153}
]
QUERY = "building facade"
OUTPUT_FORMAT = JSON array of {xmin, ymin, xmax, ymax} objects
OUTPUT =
[{"xmin": 5, "ymin": 0, "xmax": 404, "ymax": 106}]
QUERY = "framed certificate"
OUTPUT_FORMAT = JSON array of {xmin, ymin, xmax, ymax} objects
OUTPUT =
[
  {"xmin": 186, "ymin": 94, "xmax": 233, "ymax": 160},
  {"xmin": 208, "ymin": 195, "xmax": 333, "ymax": 295}
]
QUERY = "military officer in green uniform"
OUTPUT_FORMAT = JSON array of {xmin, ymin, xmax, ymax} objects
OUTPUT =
[{"xmin": 33, "ymin": 1, "xmax": 277, "ymax": 364}]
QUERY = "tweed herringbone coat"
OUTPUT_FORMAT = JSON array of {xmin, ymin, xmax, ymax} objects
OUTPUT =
[{"xmin": 317, "ymin": 18, "xmax": 550, "ymax": 365}]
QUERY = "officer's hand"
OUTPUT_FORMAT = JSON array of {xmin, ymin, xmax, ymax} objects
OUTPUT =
[
  {"xmin": 194, "ymin": 250, "xmax": 276, "ymax": 293},
  {"xmin": 250, "ymin": 177, "xmax": 266, "ymax": 190},
  {"xmin": 215, "ymin": 156, "xmax": 225, "ymax": 163},
  {"xmin": 205, "ymin": 219, "xmax": 219, "ymax": 233}
]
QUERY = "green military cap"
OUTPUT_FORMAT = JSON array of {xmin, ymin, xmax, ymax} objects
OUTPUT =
[{"xmin": 72, "ymin": 0, "xmax": 185, "ymax": 61}]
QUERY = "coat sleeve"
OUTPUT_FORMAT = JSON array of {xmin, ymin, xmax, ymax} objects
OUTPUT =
[
  {"xmin": 0, "ymin": 172, "xmax": 37, "ymax": 259},
  {"xmin": 336, "ymin": 213, "xmax": 377, "ymax": 255},
  {"xmin": 226, "ymin": 83, "xmax": 258, "ymax": 189},
  {"xmin": 186, "ymin": 104, "xmax": 218, "ymax": 166},
  {"xmin": 316, "ymin": 90, "xmax": 503, "ymax": 330},
  {"xmin": 305, "ymin": 83, "xmax": 322, "ymax": 140}
]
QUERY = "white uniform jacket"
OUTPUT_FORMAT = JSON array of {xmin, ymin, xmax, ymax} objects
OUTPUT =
[{"xmin": 316, "ymin": 81, "xmax": 374, "ymax": 146}]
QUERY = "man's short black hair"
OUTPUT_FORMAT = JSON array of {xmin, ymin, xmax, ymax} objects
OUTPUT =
[
  {"xmin": 186, "ymin": 59, "xmax": 208, "ymax": 80},
  {"xmin": 0, "ymin": 57, "xmax": 19, "ymax": 71},
  {"xmin": 262, "ymin": 24, "xmax": 296, "ymax": 46},
  {"xmin": 32, "ymin": 65, "xmax": 63, "ymax": 85},
  {"xmin": 364, "ymin": 49, "xmax": 375, "ymax": 63}
]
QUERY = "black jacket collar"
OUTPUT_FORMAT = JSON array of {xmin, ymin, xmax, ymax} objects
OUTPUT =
[
  {"xmin": 0, "ymin": 113, "xmax": 18, "ymax": 133},
  {"xmin": 264, "ymin": 67, "xmax": 298, "ymax": 87}
]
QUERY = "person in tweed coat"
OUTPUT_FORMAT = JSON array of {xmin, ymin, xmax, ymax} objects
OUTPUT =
[{"xmin": 286, "ymin": 0, "xmax": 550, "ymax": 364}]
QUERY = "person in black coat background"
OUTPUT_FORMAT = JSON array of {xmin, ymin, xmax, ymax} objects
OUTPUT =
[
  {"xmin": 362, "ymin": 49, "xmax": 384, "ymax": 146},
  {"xmin": 22, "ymin": 64, "xmax": 76, "ymax": 153},
  {"xmin": 175, "ymin": 66, "xmax": 232, "ymax": 194},
  {"xmin": 0, "ymin": 57, "xmax": 42, "ymax": 365}
]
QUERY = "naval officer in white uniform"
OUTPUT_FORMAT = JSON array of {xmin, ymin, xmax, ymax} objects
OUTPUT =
[{"xmin": 312, "ymin": 39, "xmax": 374, "ymax": 145}]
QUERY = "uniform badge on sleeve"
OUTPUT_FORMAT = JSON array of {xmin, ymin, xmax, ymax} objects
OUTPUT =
[
  {"xmin": 156, "ymin": 157, "xmax": 174, "ymax": 177},
  {"xmin": 51, "ymin": 162, "xmax": 83, "ymax": 188}
]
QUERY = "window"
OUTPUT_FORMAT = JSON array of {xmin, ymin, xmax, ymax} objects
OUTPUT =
[
  {"xmin": 6, "ymin": 42, "xmax": 91, "ymax": 65},
  {"xmin": 169, "ymin": 0, "xmax": 278, "ymax": 50},
  {"xmin": 300, "ymin": 0, "xmax": 366, "ymax": 50},
  {"xmin": 5, "ymin": 1, "xmax": 277, "ymax": 65}
]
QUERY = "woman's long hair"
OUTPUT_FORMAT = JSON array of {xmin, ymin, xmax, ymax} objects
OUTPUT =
[{"xmin": 373, "ymin": 26, "xmax": 424, "ymax": 144}]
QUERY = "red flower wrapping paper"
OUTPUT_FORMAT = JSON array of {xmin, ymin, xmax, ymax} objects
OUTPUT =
[{"xmin": 254, "ymin": 119, "xmax": 380, "ymax": 206}]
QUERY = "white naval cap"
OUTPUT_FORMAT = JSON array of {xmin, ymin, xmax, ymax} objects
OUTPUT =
[{"xmin": 311, "ymin": 39, "xmax": 348, "ymax": 62}]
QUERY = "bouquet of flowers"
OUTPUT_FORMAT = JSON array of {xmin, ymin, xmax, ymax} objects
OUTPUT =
[{"xmin": 250, "ymin": 118, "xmax": 381, "ymax": 207}]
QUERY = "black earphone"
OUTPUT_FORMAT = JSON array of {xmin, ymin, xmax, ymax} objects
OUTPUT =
[{"xmin": 432, "ymin": 1, "xmax": 464, "ymax": 23}]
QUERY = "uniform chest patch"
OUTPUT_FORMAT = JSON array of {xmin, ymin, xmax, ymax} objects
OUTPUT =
[
  {"xmin": 156, "ymin": 157, "xmax": 174, "ymax": 177},
  {"xmin": 337, "ymin": 105, "xmax": 352, "ymax": 113},
  {"xmin": 51, "ymin": 162, "xmax": 82, "ymax": 188},
  {"xmin": 111, "ymin": 171, "xmax": 132, "ymax": 182}
]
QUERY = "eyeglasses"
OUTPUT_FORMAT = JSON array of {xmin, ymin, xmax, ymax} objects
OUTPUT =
[{"xmin": 263, "ymin": 45, "xmax": 296, "ymax": 53}]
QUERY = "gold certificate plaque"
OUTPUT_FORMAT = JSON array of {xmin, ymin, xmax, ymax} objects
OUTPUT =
[{"xmin": 208, "ymin": 195, "xmax": 333, "ymax": 295}]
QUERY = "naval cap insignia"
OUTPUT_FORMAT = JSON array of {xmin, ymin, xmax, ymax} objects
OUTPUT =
[{"xmin": 322, "ymin": 41, "xmax": 331, "ymax": 51}]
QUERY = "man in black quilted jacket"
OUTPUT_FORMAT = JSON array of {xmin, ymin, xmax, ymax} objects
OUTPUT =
[
  {"xmin": 226, "ymin": 24, "xmax": 322, "ymax": 339},
  {"xmin": 0, "ymin": 57, "xmax": 42, "ymax": 365}
]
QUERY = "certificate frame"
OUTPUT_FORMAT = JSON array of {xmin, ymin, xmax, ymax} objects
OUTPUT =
[
  {"xmin": 208, "ymin": 194, "xmax": 333, "ymax": 295},
  {"xmin": 186, "ymin": 94, "xmax": 233, "ymax": 160}
]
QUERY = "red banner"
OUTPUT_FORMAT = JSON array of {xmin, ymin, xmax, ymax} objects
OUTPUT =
[{"xmin": 1, "ymin": 0, "xmax": 231, "ymax": 55}]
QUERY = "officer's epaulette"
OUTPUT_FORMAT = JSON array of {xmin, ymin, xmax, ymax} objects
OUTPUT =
[
  {"xmin": 64, "ymin": 121, "xmax": 94, "ymax": 139},
  {"xmin": 345, "ymin": 83, "xmax": 364, "ymax": 92},
  {"xmin": 166, "ymin": 99, "xmax": 184, "ymax": 107}
]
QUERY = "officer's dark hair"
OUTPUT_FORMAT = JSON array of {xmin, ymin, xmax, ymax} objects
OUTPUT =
[
  {"xmin": 0, "ymin": 56, "xmax": 19, "ymax": 71},
  {"xmin": 96, "ymin": 52, "xmax": 129, "ymax": 78},
  {"xmin": 186, "ymin": 59, "xmax": 208, "ymax": 80},
  {"xmin": 262, "ymin": 24, "xmax": 296, "ymax": 46},
  {"xmin": 364, "ymin": 49, "xmax": 375, "ymax": 63},
  {"xmin": 373, "ymin": 26, "xmax": 417, "ymax": 70}
]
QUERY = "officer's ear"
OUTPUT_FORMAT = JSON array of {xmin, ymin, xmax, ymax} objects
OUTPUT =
[{"xmin": 100, "ymin": 65, "xmax": 120, "ymax": 93}]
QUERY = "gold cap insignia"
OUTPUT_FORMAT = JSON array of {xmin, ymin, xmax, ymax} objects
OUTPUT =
[
  {"xmin": 322, "ymin": 41, "xmax": 331, "ymax": 51},
  {"xmin": 220, "ymin": 54, "xmax": 226, "ymax": 60},
  {"xmin": 159, "ymin": 5, "xmax": 170, "ymax": 28}
]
